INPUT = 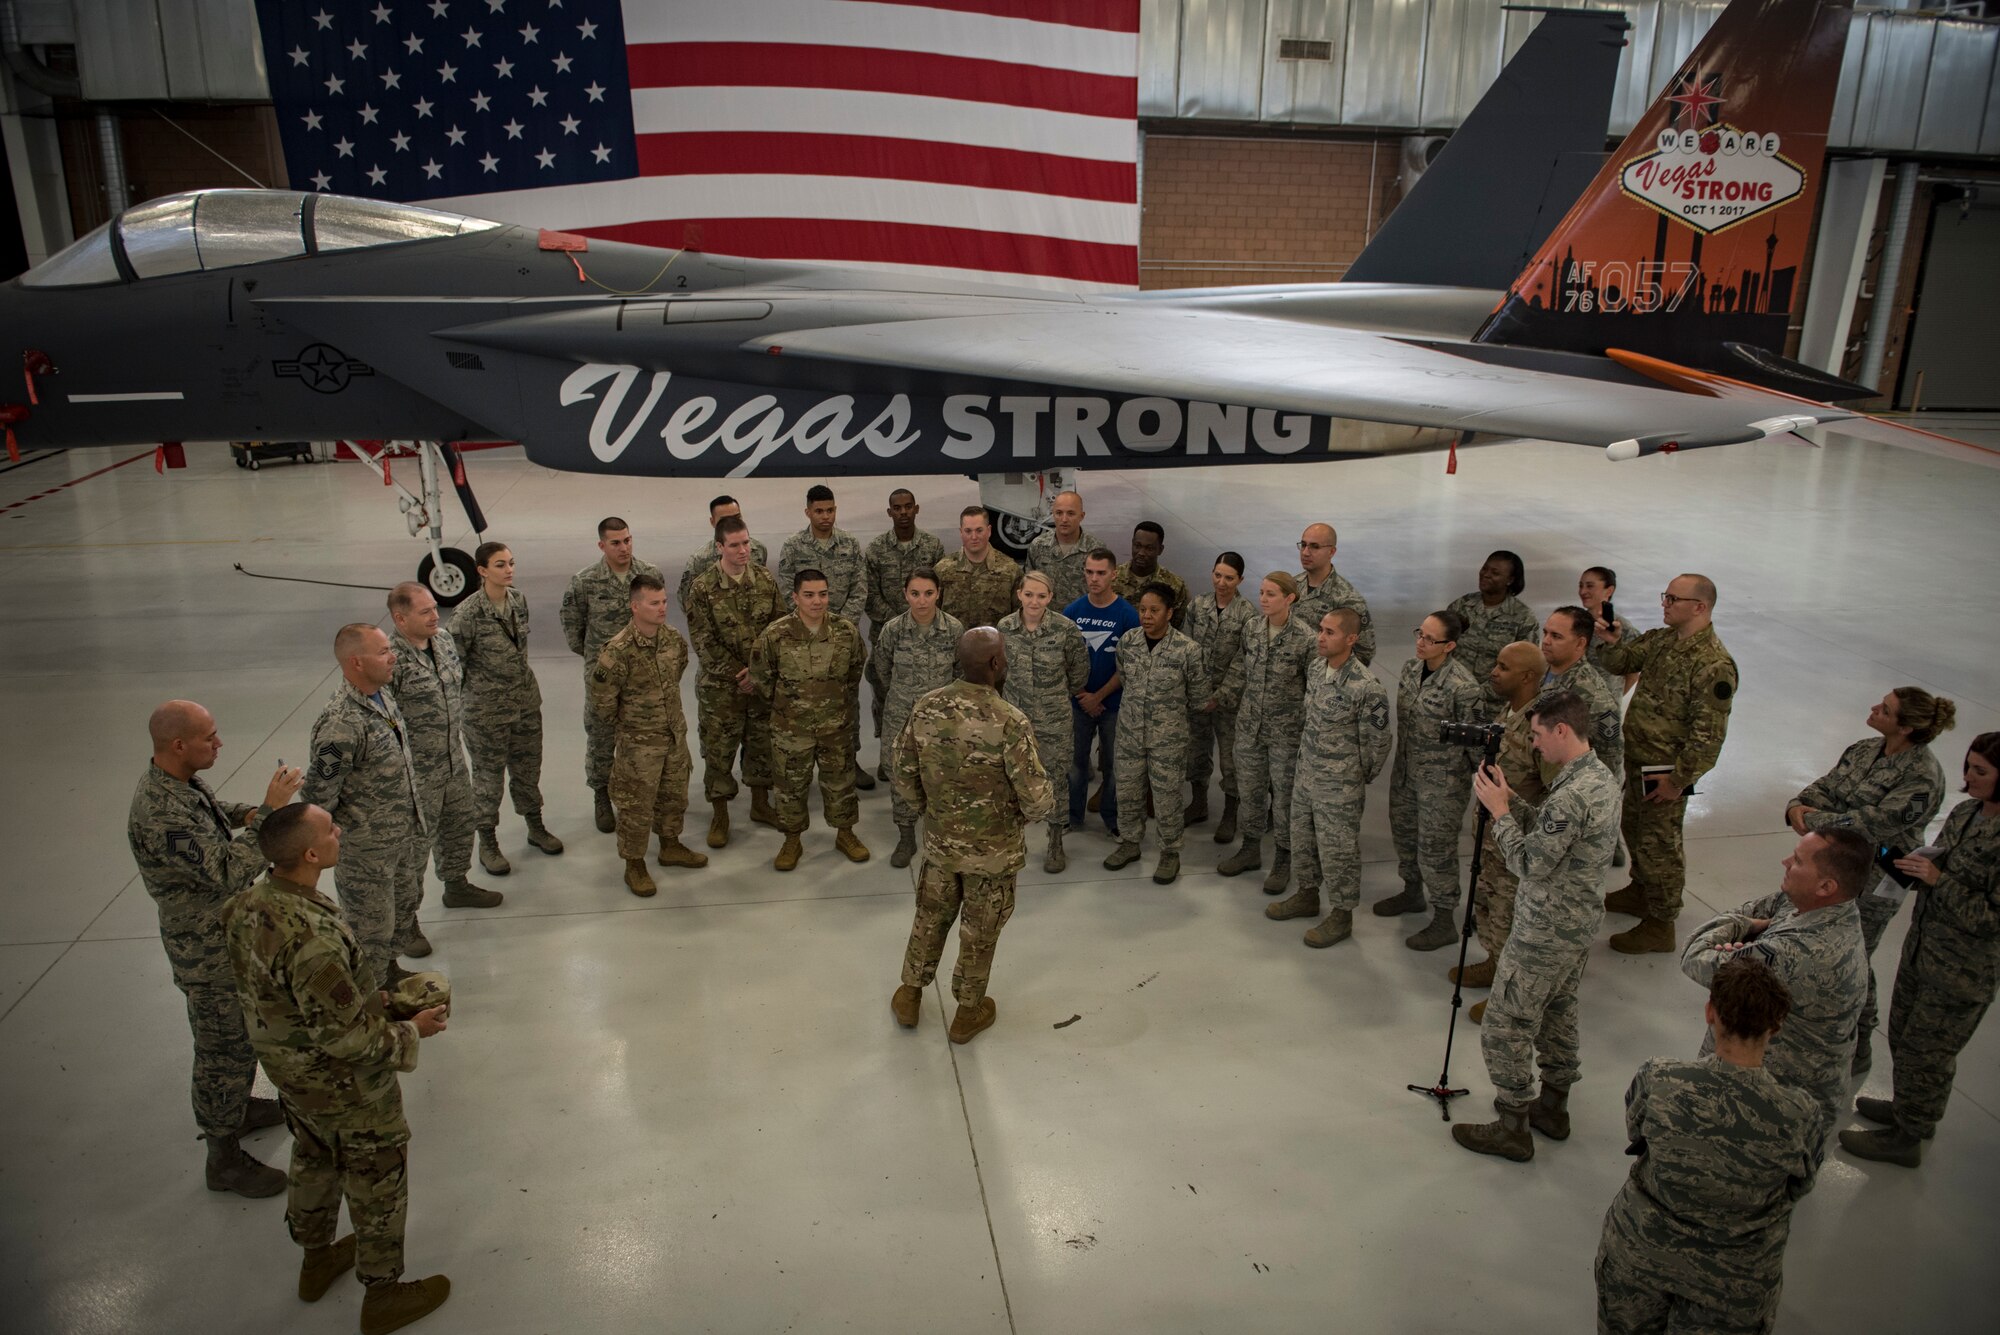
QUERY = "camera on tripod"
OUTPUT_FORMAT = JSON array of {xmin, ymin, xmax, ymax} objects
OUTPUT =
[{"xmin": 1439, "ymin": 720, "xmax": 1506, "ymax": 760}]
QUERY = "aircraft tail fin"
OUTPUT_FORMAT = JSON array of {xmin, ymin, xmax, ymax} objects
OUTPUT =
[
  {"xmin": 1344, "ymin": 7, "xmax": 1627, "ymax": 289},
  {"xmin": 1474, "ymin": 0, "xmax": 1864, "ymax": 396}
]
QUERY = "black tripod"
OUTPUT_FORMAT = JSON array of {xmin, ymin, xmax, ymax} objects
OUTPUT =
[{"xmin": 1409, "ymin": 740, "xmax": 1503, "ymax": 1120}]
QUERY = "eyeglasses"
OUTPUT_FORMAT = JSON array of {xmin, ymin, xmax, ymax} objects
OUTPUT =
[
  {"xmin": 1297, "ymin": 540, "xmax": 1330, "ymax": 550},
  {"xmin": 1660, "ymin": 593, "xmax": 1702, "ymax": 606},
  {"xmin": 1413, "ymin": 629, "xmax": 1450, "ymax": 645}
]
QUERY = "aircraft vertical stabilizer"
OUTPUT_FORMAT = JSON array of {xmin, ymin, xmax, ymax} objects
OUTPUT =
[{"xmin": 1475, "ymin": 0, "xmax": 1873, "ymax": 400}]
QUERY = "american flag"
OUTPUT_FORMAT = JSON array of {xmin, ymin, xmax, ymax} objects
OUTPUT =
[{"xmin": 255, "ymin": 0, "xmax": 1139, "ymax": 288}]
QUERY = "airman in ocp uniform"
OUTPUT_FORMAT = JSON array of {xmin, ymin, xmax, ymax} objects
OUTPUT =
[
  {"xmin": 677, "ymin": 494, "xmax": 770, "ymax": 611},
  {"xmin": 778, "ymin": 484, "xmax": 873, "ymax": 791},
  {"xmin": 561, "ymin": 516, "xmax": 664, "ymax": 832},
  {"xmin": 753, "ymin": 568, "xmax": 870, "ymax": 870},
  {"xmin": 935, "ymin": 505, "xmax": 1020, "ymax": 630},
  {"xmin": 593, "ymin": 572, "xmax": 706, "ymax": 897},
  {"xmin": 685, "ymin": 514, "xmax": 784, "ymax": 848}
]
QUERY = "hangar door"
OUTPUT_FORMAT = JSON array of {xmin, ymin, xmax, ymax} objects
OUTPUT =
[{"xmin": 1896, "ymin": 200, "xmax": 2000, "ymax": 410}]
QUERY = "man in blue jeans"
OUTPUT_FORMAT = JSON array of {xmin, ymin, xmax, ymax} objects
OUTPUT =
[{"xmin": 1064, "ymin": 548, "xmax": 1139, "ymax": 838}]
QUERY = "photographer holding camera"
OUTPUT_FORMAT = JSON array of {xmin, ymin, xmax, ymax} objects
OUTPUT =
[
  {"xmin": 1785, "ymin": 687, "xmax": 1955, "ymax": 1076},
  {"xmin": 1454, "ymin": 691, "xmax": 1622, "ymax": 1162},
  {"xmin": 1453, "ymin": 643, "xmax": 1550, "ymax": 1016}
]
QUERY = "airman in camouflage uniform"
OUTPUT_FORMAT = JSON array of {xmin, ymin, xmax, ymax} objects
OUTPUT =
[
  {"xmin": 861, "ymin": 489, "xmax": 944, "ymax": 747},
  {"xmin": 299, "ymin": 625, "xmax": 427, "ymax": 996},
  {"xmin": 450, "ymin": 545, "xmax": 558, "ymax": 873},
  {"xmin": 1540, "ymin": 606, "xmax": 1625, "ymax": 779},
  {"xmin": 779, "ymin": 487, "xmax": 872, "ymax": 789},
  {"xmin": 560, "ymin": 519, "xmax": 663, "ymax": 828},
  {"xmin": 1267, "ymin": 608, "xmax": 1392, "ymax": 946},
  {"xmin": 222, "ymin": 803, "xmax": 451, "ymax": 1328},
  {"xmin": 1596, "ymin": 963, "xmax": 1822, "ymax": 1335},
  {"xmin": 1457, "ymin": 643, "xmax": 1549, "ymax": 1004},
  {"xmin": 684, "ymin": 516, "xmax": 784, "ymax": 846},
  {"xmin": 1105, "ymin": 586, "xmax": 1207, "ymax": 884},
  {"xmin": 1220, "ymin": 574, "xmax": 1315, "ymax": 890},
  {"xmin": 128, "ymin": 699, "xmax": 300, "ymax": 1196},
  {"xmin": 752, "ymin": 571, "xmax": 870, "ymax": 868},
  {"xmin": 1844, "ymin": 779, "xmax": 2000, "ymax": 1167},
  {"xmin": 593, "ymin": 574, "xmax": 705, "ymax": 897},
  {"xmin": 1294, "ymin": 522, "xmax": 1376, "ymax": 664},
  {"xmin": 676, "ymin": 494, "xmax": 769, "ymax": 610},
  {"xmin": 997, "ymin": 575, "xmax": 1090, "ymax": 872},
  {"xmin": 1111, "ymin": 521, "xmax": 1188, "ymax": 628},
  {"xmin": 891, "ymin": 632, "xmax": 1055, "ymax": 1044},
  {"xmin": 1379, "ymin": 611, "xmax": 1487, "ymax": 950},
  {"xmin": 935, "ymin": 507, "xmax": 1020, "ymax": 630},
  {"xmin": 1454, "ymin": 692, "xmax": 1621, "ymax": 1161},
  {"xmin": 1023, "ymin": 490, "xmax": 1101, "ymax": 612},
  {"xmin": 1681, "ymin": 835, "xmax": 1869, "ymax": 1138},
  {"xmin": 1786, "ymin": 688, "xmax": 1953, "ymax": 1074},
  {"xmin": 1184, "ymin": 567, "xmax": 1255, "ymax": 835},
  {"xmin": 1447, "ymin": 549, "xmax": 1540, "ymax": 703},
  {"xmin": 1595, "ymin": 574, "xmax": 1738, "ymax": 954},
  {"xmin": 875, "ymin": 589, "xmax": 967, "ymax": 866},
  {"xmin": 388, "ymin": 584, "xmax": 500, "ymax": 924}
]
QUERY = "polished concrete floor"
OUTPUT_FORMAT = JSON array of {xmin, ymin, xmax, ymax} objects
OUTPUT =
[{"xmin": 2, "ymin": 421, "xmax": 1996, "ymax": 1334}]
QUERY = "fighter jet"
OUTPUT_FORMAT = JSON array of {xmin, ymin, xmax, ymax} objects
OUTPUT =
[{"xmin": 0, "ymin": 0, "xmax": 1981, "ymax": 603}]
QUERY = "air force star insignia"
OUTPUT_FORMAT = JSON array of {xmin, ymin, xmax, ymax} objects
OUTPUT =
[
  {"xmin": 165, "ymin": 829, "xmax": 200, "ymax": 866},
  {"xmin": 314, "ymin": 740, "xmax": 343, "ymax": 780},
  {"xmin": 1541, "ymin": 816, "xmax": 1570, "ymax": 835}
]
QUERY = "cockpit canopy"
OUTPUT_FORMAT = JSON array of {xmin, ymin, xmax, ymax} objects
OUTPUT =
[{"xmin": 18, "ymin": 190, "xmax": 503, "ymax": 288}]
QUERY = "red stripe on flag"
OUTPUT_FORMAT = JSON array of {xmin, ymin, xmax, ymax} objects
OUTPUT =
[
  {"xmin": 576, "ymin": 217, "xmax": 1135, "ymax": 286},
  {"xmin": 846, "ymin": 0, "xmax": 1141, "ymax": 33},
  {"xmin": 633, "ymin": 132, "xmax": 1135, "ymax": 203},
  {"xmin": 627, "ymin": 43, "xmax": 1136, "ymax": 120}
]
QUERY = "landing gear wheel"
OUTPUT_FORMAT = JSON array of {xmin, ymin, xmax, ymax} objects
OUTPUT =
[
  {"xmin": 418, "ymin": 547, "xmax": 478, "ymax": 607},
  {"xmin": 991, "ymin": 509, "xmax": 1045, "ymax": 561}
]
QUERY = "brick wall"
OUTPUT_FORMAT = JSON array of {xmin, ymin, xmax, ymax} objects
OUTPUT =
[{"xmin": 1140, "ymin": 133, "xmax": 1403, "ymax": 290}]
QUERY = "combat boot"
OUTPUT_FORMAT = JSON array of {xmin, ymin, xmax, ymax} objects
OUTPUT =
[
  {"xmin": 524, "ymin": 815, "xmax": 564, "ymax": 855},
  {"xmin": 774, "ymin": 834, "xmax": 803, "ymax": 871},
  {"xmin": 1261, "ymin": 848, "xmax": 1292, "ymax": 895},
  {"xmin": 1609, "ymin": 917, "xmax": 1677, "ymax": 955},
  {"xmin": 1405, "ymin": 907, "xmax": 1458, "ymax": 951},
  {"xmin": 835, "ymin": 828, "xmax": 871, "ymax": 862},
  {"xmin": 359, "ymin": 1275, "xmax": 451, "ymax": 1335},
  {"xmin": 750, "ymin": 787, "xmax": 781, "ymax": 828},
  {"xmin": 853, "ymin": 761, "xmax": 876, "ymax": 791},
  {"xmin": 623, "ymin": 859, "xmax": 657, "ymax": 898},
  {"xmin": 1853, "ymin": 1096, "xmax": 1931, "ymax": 1135},
  {"xmin": 1851, "ymin": 1029, "xmax": 1873, "ymax": 1078},
  {"xmin": 891, "ymin": 984, "xmax": 921, "ymax": 1028},
  {"xmin": 1454, "ymin": 1099, "xmax": 1534, "ymax": 1161},
  {"xmin": 891, "ymin": 825, "xmax": 917, "ymax": 868},
  {"xmin": 1528, "ymin": 1083, "xmax": 1572, "ymax": 1140},
  {"xmin": 1104, "ymin": 841, "xmax": 1141, "ymax": 870},
  {"xmin": 1217, "ymin": 838, "xmax": 1262, "ymax": 877},
  {"xmin": 656, "ymin": 839, "xmax": 708, "ymax": 869},
  {"xmin": 1152, "ymin": 850, "xmax": 1180, "ymax": 884},
  {"xmin": 205, "ymin": 1134, "xmax": 285, "ymax": 1198},
  {"xmin": 1372, "ymin": 884, "xmax": 1427, "ymax": 916},
  {"xmin": 442, "ymin": 879, "xmax": 502, "ymax": 908},
  {"xmin": 1214, "ymin": 796, "xmax": 1239, "ymax": 844},
  {"xmin": 1448, "ymin": 957, "xmax": 1496, "ymax": 988},
  {"xmin": 593, "ymin": 787, "xmax": 615, "ymax": 834},
  {"xmin": 949, "ymin": 996, "xmax": 997, "ymax": 1044},
  {"xmin": 1303, "ymin": 909, "xmax": 1352, "ymax": 948},
  {"xmin": 476, "ymin": 828, "xmax": 510, "ymax": 876},
  {"xmin": 1839, "ymin": 1126, "xmax": 1924, "ymax": 1168},
  {"xmin": 1603, "ymin": 883, "xmax": 1646, "ymax": 916},
  {"xmin": 1186, "ymin": 787, "xmax": 1209, "ymax": 826},
  {"xmin": 240, "ymin": 1096, "xmax": 285, "ymax": 1132},
  {"xmin": 1266, "ymin": 886, "xmax": 1320, "ymax": 921},
  {"xmin": 400, "ymin": 926, "xmax": 432, "ymax": 959},
  {"xmin": 298, "ymin": 1234, "xmax": 355, "ymax": 1302},
  {"xmin": 1468, "ymin": 1000, "xmax": 1487, "ymax": 1025},
  {"xmin": 707, "ymin": 800, "xmax": 730, "ymax": 849},
  {"xmin": 1043, "ymin": 827, "xmax": 1067, "ymax": 874}
]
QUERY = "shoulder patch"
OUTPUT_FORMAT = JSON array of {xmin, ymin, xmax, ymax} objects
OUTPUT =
[
  {"xmin": 594, "ymin": 668, "xmax": 609, "ymax": 683},
  {"xmin": 165, "ymin": 828, "xmax": 200, "ymax": 866},
  {"xmin": 313, "ymin": 739, "xmax": 343, "ymax": 780},
  {"xmin": 1713, "ymin": 680, "xmax": 1734, "ymax": 700},
  {"xmin": 1368, "ymin": 700, "xmax": 1390, "ymax": 731}
]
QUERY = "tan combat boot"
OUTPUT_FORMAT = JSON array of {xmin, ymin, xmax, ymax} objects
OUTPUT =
[
  {"xmin": 835, "ymin": 828, "xmax": 871, "ymax": 862},
  {"xmin": 1609, "ymin": 917, "xmax": 1677, "ymax": 955},
  {"xmin": 774, "ymin": 833, "xmax": 803, "ymax": 871},
  {"xmin": 359, "ymin": 1275, "xmax": 451, "ymax": 1335},
  {"xmin": 1372, "ymin": 884, "xmax": 1427, "ymax": 916},
  {"xmin": 1528, "ymin": 1083, "xmax": 1572, "ymax": 1140},
  {"xmin": 1468, "ymin": 1000, "xmax": 1487, "ymax": 1025},
  {"xmin": 1265, "ymin": 886, "xmax": 1320, "ymax": 921},
  {"xmin": 1453, "ymin": 1099, "xmax": 1534, "ymax": 1161},
  {"xmin": 240, "ymin": 1096, "xmax": 285, "ymax": 1132},
  {"xmin": 1448, "ymin": 956, "xmax": 1496, "ymax": 988},
  {"xmin": 1303, "ymin": 909, "xmax": 1352, "ymax": 948},
  {"xmin": 707, "ymin": 800, "xmax": 730, "ymax": 849},
  {"xmin": 441, "ymin": 878, "xmax": 502, "ymax": 908},
  {"xmin": 1406, "ymin": 906, "xmax": 1459, "ymax": 951},
  {"xmin": 623, "ymin": 859, "xmax": 657, "ymax": 898},
  {"xmin": 657, "ymin": 838, "xmax": 708, "ymax": 869},
  {"xmin": 1261, "ymin": 848, "xmax": 1291, "ymax": 894},
  {"xmin": 298, "ymin": 1234, "xmax": 355, "ymax": 1301},
  {"xmin": 1043, "ymin": 826, "xmax": 1066, "ymax": 874},
  {"xmin": 593, "ymin": 787, "xmax": 615, "ymax": 834},
  {"xmin": 1103, "ymin": 841, "xmax": 1141, "ymax": 870},
  {"xmin": 750, "ymin": 787, "xmax": 781, "ymax": 828},
  {"xmin": 1603, "ymin": 883, "xmax": 1646, "ymax": 916},
  {"xmin": 476, "ymin": 828, "xmax": 510, "ymax": 876},
  {"xmin": 949, "ymin": 996, "xmax": 997, "ymax": 1044},
  {"xmin": 891, "ymin": 984, "xmax": 921, "ymax": 1028},
  {"xmin": 524, "ymin": 814, "xmax": 564, "ymax": 855},
  {"xmin": 1217, "ymin": 837, "xmax": 1261, "ymax": 877}
]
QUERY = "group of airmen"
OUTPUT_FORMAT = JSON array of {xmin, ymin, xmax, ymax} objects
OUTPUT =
[{"xmin": 125, "ymin": 480, "xmax": 1999, "ymax": 1335}]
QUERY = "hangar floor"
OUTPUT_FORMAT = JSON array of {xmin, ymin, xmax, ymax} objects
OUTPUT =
[{"xmin": 2, "ymin": 420, "xmax": 1996, "ymax": 1335}]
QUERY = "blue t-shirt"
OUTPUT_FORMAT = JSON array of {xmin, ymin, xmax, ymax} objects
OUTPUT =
[{"xmin": 1064, "ymin": 594, "xmax": 1140, "ymax": 707}]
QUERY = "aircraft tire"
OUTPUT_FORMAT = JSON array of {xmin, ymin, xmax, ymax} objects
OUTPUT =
[
  {"xmin": 419, "ymin": 547, "xmax": 478, "ymax": 608},
  {"xmin": 990, "ymin": 509, "xmax": 1046, "ymax": 561}
]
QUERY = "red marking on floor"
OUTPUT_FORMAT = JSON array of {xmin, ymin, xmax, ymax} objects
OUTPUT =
[{"xmin": 0, "ymin": 449, "xmax": 155, "ymax": 514}]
